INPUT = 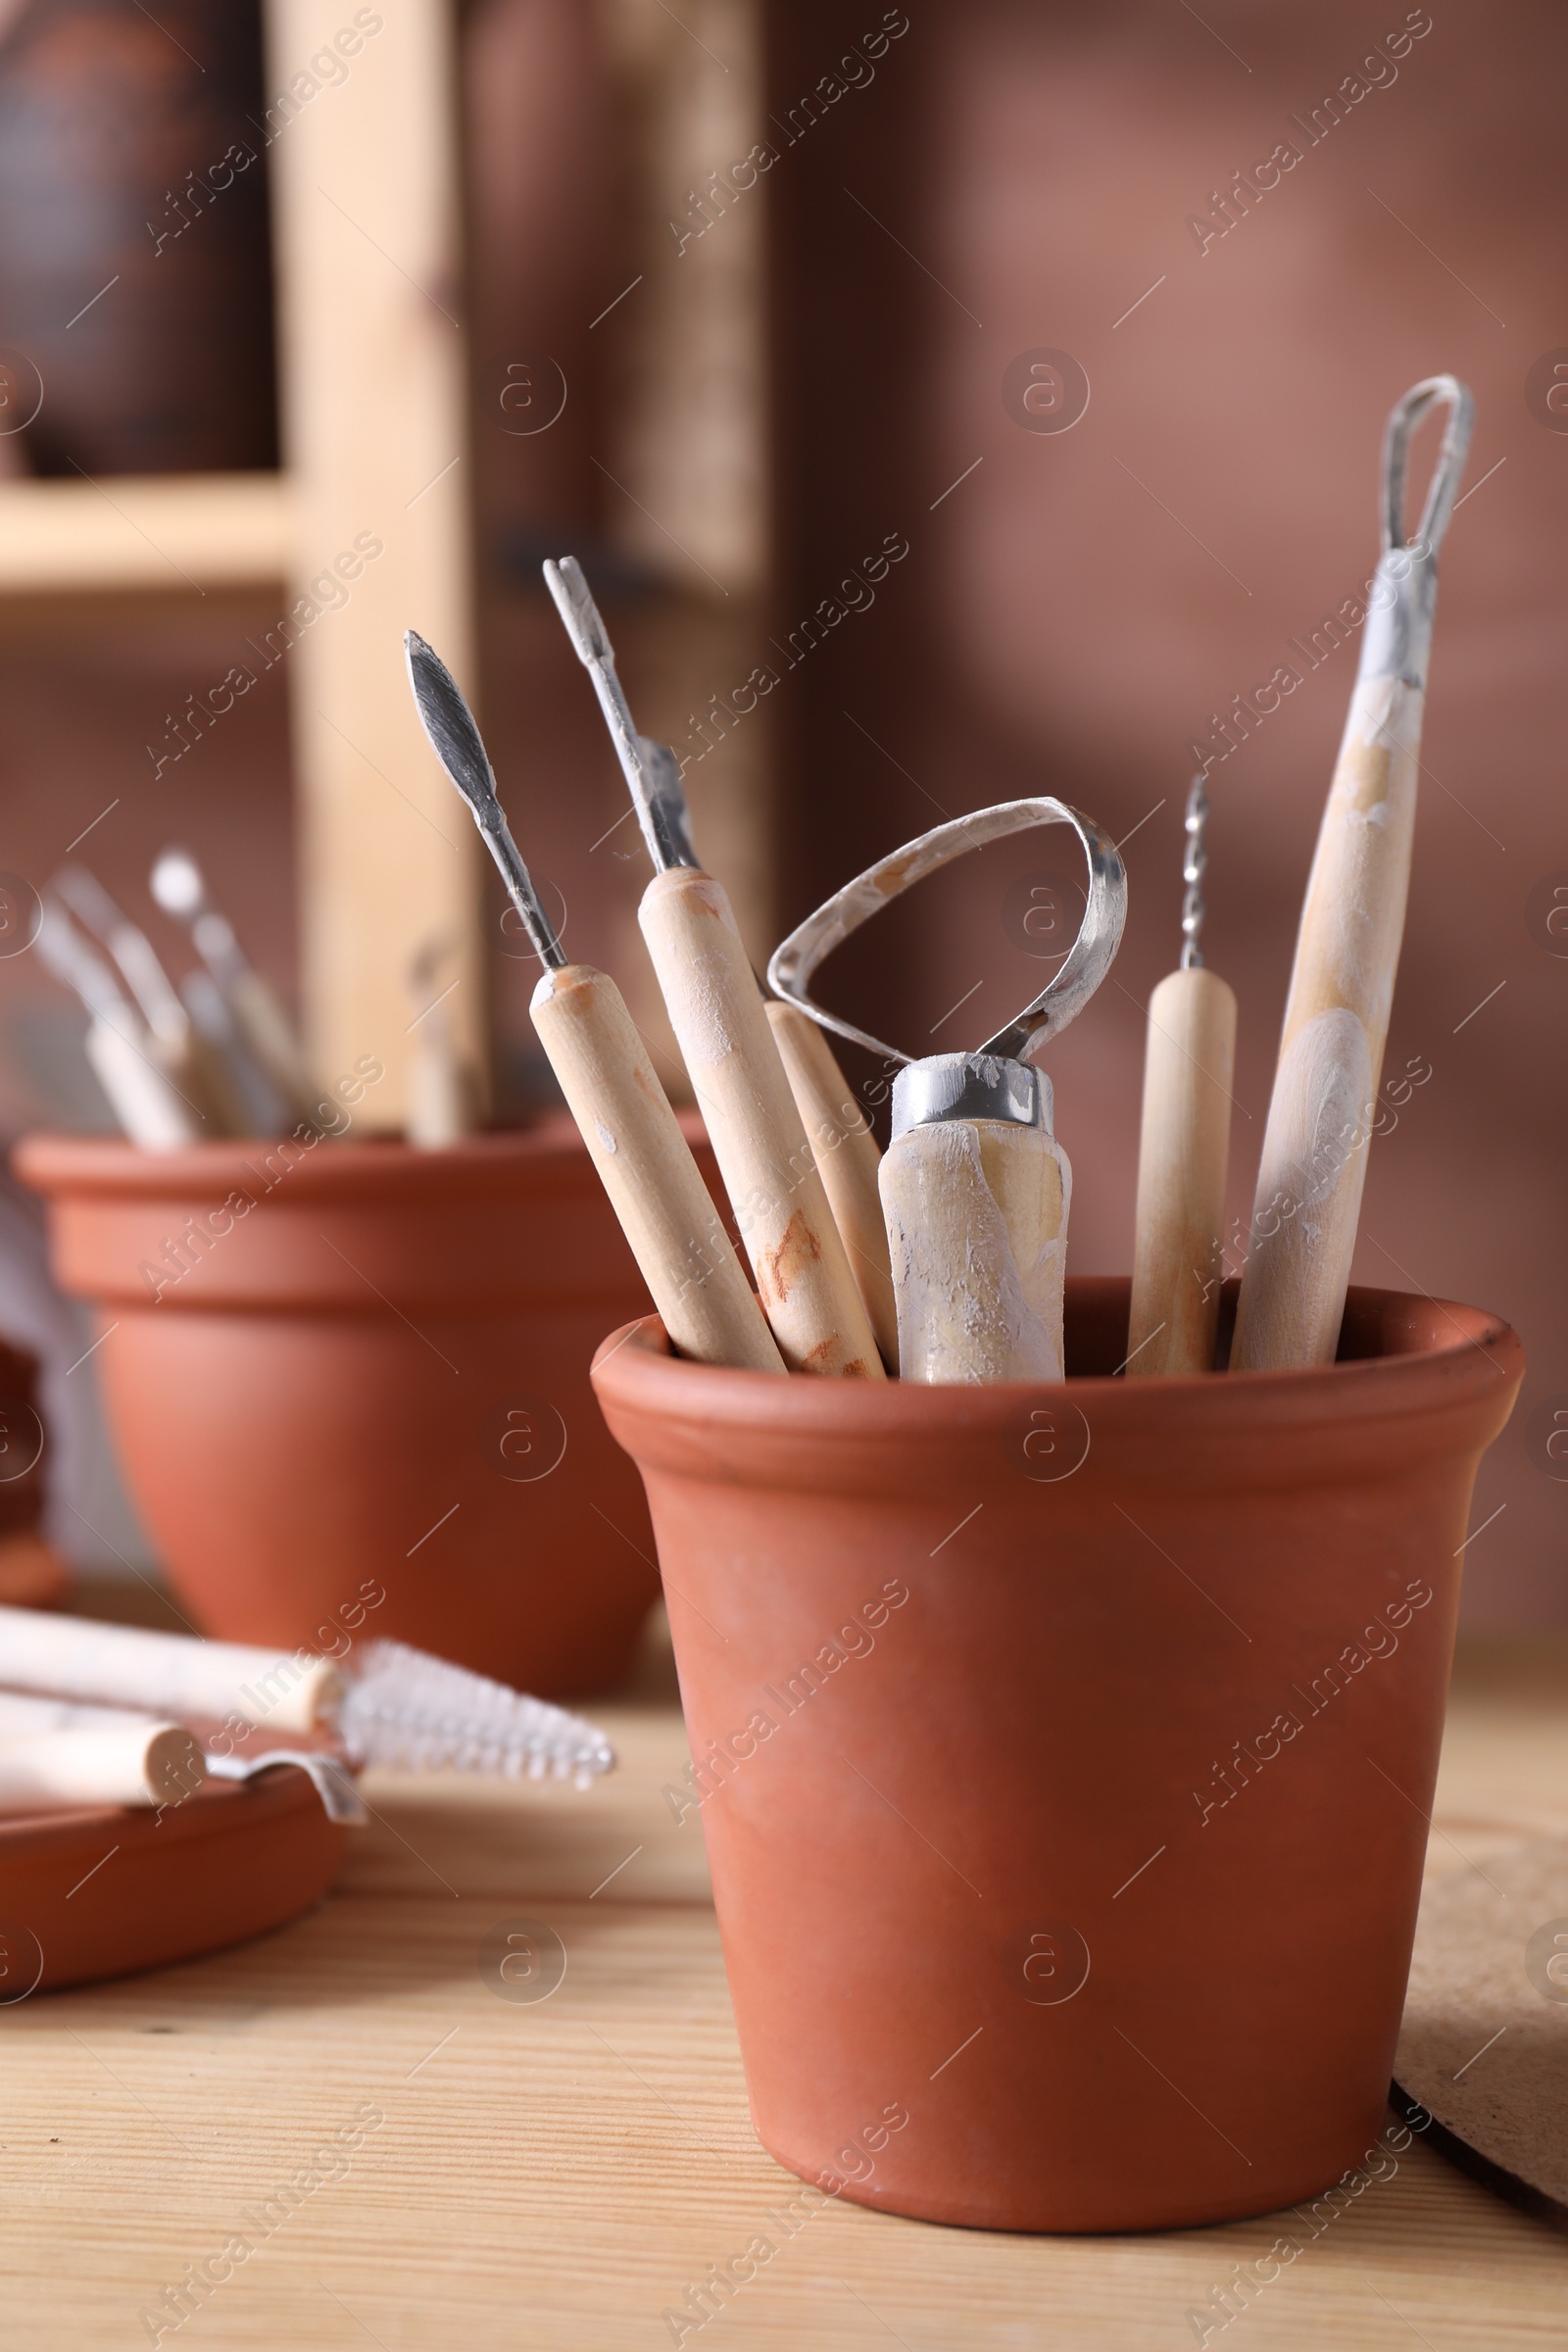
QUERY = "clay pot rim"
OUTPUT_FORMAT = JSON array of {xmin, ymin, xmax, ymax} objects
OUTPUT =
[
  {"xmin": 12, "ymin": 1118, "xmax": 603, "ymax": 1203},
  {"xmin": 593, "ymin": 1278, "xmax": 1522, "ymax": 1481}
]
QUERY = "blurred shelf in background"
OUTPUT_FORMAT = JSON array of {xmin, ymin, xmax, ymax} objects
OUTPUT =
[{"xmin": 0, "ymin": 471, "xmax": 289, "ymax": 597}]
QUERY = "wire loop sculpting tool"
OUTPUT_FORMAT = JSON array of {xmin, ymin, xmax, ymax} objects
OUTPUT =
[
  {"xmin": 1231, "ymin": 374, "xmax": 1473, "ymax": 1371},
  {"xmin": 544, "ymin": 557, "xmax": 884, "ymax": 1379},
  {"xmin": 769, "ymin": 800, "xmax": 1126, "ymax": 1384},
  {"xmin": 1126, "ymin": 777, "xmax": 1238, "ymax": 1376},
  {"xmin": 405, "ymin": 631, "xmax": 784, "ymax": 1376}
]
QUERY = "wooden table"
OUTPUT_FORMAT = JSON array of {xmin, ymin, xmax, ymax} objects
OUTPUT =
[{"xmin": 4, "ymin": 1609, "xmax": 1566, "ymax": 2350}]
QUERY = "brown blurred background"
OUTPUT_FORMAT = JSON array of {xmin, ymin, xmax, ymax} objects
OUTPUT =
[{"xmin": 0, "ymin": 0, "xmax": 1562, "ymax": 1623}]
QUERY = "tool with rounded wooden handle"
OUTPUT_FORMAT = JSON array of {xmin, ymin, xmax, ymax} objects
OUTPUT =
[
  {"xmin": 640, "ymin": 867, "xmax": 884, "ymax": 1379},
  {"xmin": 0, "ymin": 1602, "xmax": 343, "ymax": 1730},
  {"xmin": 764, "ymin": 1000, "xmax": 897, "ymax": 1369},
  {"xmin": 878, "ymin": 1055, "xmax": 1069, "ymax": 1384},
  {"xmin": 0, "ymin": 1696, "xmax": 206, "ymax": 1813},
  {"xmin": 532, "ymin": 960, "xmax": 785, "ymax": 1375},
  {"xmin": 1128, "ymin": 966, "xmax": 1237, "ymax": 1377},
  {"xmin": 1232, "ymin": 375, "xmax": 1472, "ymax": 1372}
]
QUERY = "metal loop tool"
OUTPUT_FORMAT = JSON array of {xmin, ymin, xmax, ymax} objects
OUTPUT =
[
  {"xmin": 1359, "ymin": 373, "xmax": 1474, "ymax": 693},
  {"xmin": 766, "ymin": 797, "xmax": 1127, "ymax": 1078}
]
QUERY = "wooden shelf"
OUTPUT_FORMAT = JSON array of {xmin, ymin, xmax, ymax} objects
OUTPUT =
[{"xmin": 0, "ymin": 471, "xmax": 290, "ymax": 595}]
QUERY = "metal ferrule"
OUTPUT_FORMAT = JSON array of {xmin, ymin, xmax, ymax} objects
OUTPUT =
[
  {"xmin": 1356, "ymin": 544, "xmax": 1439, "ymax": 692},
  {"xmin": 891, "ymin": 1053, "xmax": 1054, "ymax": 1142}
]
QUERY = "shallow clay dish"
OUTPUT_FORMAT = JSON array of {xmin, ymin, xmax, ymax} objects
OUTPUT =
[{"xmin": 0, "ymin": 1768, "xmax": 347, "ymax": 1996}]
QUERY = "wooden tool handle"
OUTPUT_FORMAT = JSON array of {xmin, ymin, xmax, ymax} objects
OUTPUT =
[
  {"xmin": 229, "ymin": 970, "xmax": 316, "ymax": 1117},
  {"xmin": 0, "ymin": 1723, "xmax": 206, "ymax": 1811},
  {"xmin": 639, "ymin": 869, "xmax": 884, "ymax": 1379},
  {"xmin": 878, "ymin": 1120, "xmax": 1070, "ymax": 1383},
  {"xmin": 83, "ymin": 1017, "xmax": 204, "ymax": 1149},
  {"xmin": 531, "ymin": 960, "xmax": 785, "ymax": 1375},
  {"xmin": 1127, "ymin": 966, "xmax": 1237, "ymax": 1377},
  {"xmin": 1232, "ymin": 674, "xmax": 1420, "ymax": 1370},
  {"xmin": 764, "ymin": 1001, "xmax": 898, "ymax": 1370},
  {"xmin": 0, "ymin": 1604, "xmax": 342, "ymax": 1732}
]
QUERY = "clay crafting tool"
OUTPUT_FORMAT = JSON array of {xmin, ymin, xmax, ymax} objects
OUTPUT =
[
  {"xmin": 405, "ymin": 931, "xmax": 477, "ymax": 1149},
  {"xmin": 53, "ymin": 862, "xmax": 230, "ymax": 1133},
  {"xmin": 404, "ymin": 629, "xmax": 784, "ymax": 1376},
  {"xmin": 0, "ymin": 1691, "xmax": 205, "ymax": 1813},
  {"xmin": 151, "ymin": 846, "xmax": 316, "ymax": 1122},
  {"xmin": 34, "ymin": 896, "xmax": 204, "ymax": 1148},
  {"xmin": 1232, "ymin": 375, "xmax": 1473, "ymax": 1370},
  {"xmin": 543, "ymin": 556, "xmax": 884, "ymax": 1379},
  {"xmin": 769, "ymin": 800, "xmax": 1126, "ymax": 1384},
  {"xmin": 1126, "ymin": 776, "xmax": 1238, "ymax": 1377},
  {"xmin": 0, "ymin": 1607, "xmax": 616, "ymax": 1787},
  {"xmin": 537, "ymin": 559, "xmax": 895, "ymax": 1355}
]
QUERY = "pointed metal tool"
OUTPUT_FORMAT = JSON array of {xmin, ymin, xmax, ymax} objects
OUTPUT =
[
  {"xmin": 542, "ymin": 556, "xmax": 698, "ymax": 872},
  {"xmin": 404, "ymin": 628, "xmax": 783, "ymax": 1375}
]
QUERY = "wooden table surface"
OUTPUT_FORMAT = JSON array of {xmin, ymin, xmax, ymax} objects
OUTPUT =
[{"xmin": 4, "ymin": 1606, "xmax": 1566, "ymax": 2351}]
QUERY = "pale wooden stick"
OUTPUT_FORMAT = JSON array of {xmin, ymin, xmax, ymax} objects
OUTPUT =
[
  {"xmin": 764, "ymin": 1001, "xmax": 898, "ymax": 1370},
  {"xmin": 879, "ymin": 1119, "xmax": 1070, "ymax": 1383},
  {"xmin": 1127, "ymin": 966, "xmax": 1237, "ymax": 1377},
  {"xmin": 1231, "ymin": 675, "xmax": 1418, "ymax": 1369},
  {"xmin": 0, "ymin": 1605, "xmax": 341, "ymax": 1732},
  {"xmin": 531, "ymin": 962, "xmax": 785, "ymax": 1374},
  {"xmin": 639, "ymin": 868, "xmax": 885, "ymax": 1379},
  {"xmin": 0, "ymin": 1693, "xmax": 205, "ymax": 1812}
]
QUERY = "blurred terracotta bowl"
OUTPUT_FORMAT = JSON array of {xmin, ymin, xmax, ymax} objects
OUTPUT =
[{"xmin": 15, "ymin": 1122, "xmax": 681, "ymax": 1695}]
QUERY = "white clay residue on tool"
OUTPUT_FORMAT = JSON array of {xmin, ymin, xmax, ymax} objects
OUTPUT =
[{"xmin": 680, "ymin": 956, "xmax": 736, "ymax": 1065}]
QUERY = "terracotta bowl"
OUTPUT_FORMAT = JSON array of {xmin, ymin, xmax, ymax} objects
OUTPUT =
[
  {"xmin": 16, "ymin": 1122, "xmax": 681, "ymax": 1694},
  {"xmin": 593, "ymin": 1277, "xmax": 1523, "ymax": 2233}
]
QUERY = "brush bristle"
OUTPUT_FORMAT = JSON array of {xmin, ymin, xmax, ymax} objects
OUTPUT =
[{"xmin": 338, "ymin": 1640, "xmax": 614, "ymax": 1788}]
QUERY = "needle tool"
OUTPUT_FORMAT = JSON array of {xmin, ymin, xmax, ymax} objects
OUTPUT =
[
  {"xmin": 769, "ymin": 800, "xmax": 1126, "ymax": 1384},
  {"xmin": 1232, "ymin": 375, "xmax": 1473, "ymax": 1370},
  {"xmin": 1126, "ymin": 776, "xmax": 1237, "ymax": 1376},
  {"xmin": 404, "ymin": 630, "xmax": 784, "ymax": 1375},
  {"xmin": 544, "ymin": 556, "xmax": 885, "ymax": 1378}
]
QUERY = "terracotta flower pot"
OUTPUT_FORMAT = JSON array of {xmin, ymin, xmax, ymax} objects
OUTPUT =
[
  {"xmin": 16, "ymin": 1122, "xmax": 679, "ymax": 1694},
  {"xmin": 592, "ymin": 1278, "xmax": 1523, "ymax": 2233}
]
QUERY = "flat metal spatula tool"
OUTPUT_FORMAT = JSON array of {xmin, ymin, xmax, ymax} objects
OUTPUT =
[{"xmin": 769, "ymin": 800, "xmax": 1126, "ymax": 1384}]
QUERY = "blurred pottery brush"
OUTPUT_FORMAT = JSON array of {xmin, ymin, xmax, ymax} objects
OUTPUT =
[
  {"xmin": 1126, "ymin": 777, "xmax": 1237, "ymax": 1376},
  {"xmin": 34, "ymin": 897, "xmax": 204, "ymax": 1147},
  {"xmin": 405, "ymin": 628, "xmax": 784, "ymax": 1375},
  {"xmin": 151, "ymin": 847, "xmax": 315, "ymax": 1121},
  {"xmin": 544, "ymin": 555, "xmax": 884, "ymax": 1379},
  {"xmin": 53, "ymin": 861, "xmax": 231, "ymax": 1133},
  {"xmin": 1232, "ymin": 375, "xmax": 1473, "ymax": 1371}
]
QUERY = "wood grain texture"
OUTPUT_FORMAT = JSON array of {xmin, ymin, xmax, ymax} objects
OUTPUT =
[
  {"xmin": 2, "ymin": 1619, "xmax": 1564, "ymax": 2350},
  {"xmin": 878, "ymin": 1119, "xmax": 1069, "ymax": 1383},
  {"xmin": 1233, "ymin": 677, "xmax": 1421, "ymax": 1371},
  {"xmin": 763, "ymin": 1002, "xmax": 897, "ymax": 1370},
  {"xmin": 639, "ymin": 869, "xmax": 883, "ymax": 1378},
  {"xmin": 531, "ymin": 962, "xmax": 784, "ymax": 1374},
  {"xmin": 1128, "ymin": 966, "xmax": 1237, "ymax": 1378}
]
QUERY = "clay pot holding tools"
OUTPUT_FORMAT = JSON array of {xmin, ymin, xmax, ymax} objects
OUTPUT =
[
  {"xmin": 17, "ymin": 1122, "xmax": 688, "ymax": 1694},
  {"xmin": 593, "ymin": 1277, "xmax": 1523, "ymax": 2233}
]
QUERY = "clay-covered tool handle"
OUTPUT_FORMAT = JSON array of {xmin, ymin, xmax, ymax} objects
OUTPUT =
[
  {"xmin": 764, "ymin": 1001, "xmax": 897, "ymax": 1371},
  {"xmin": 879, "ymin": 1057, "xmax": 1070, "ymax": 1384},
  {"xmin": 639, "ymin": 868, "xmax": 884, "ymax": 1379},
  {"xmin": 1233, "ymin": 375, "xmax": 1472, "ymax": 1371},
  {"xmin": 531, "ymin": 959, "xmax": 785, "ymax": 1376},
  {"xmin": 1128, "ymin": 965, "xmax": 1237, "ymax": 1377}
]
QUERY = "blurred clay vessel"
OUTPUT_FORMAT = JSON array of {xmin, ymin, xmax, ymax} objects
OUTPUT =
[{"xmin": 0, "ymin": 0, "xmax": 277, "ymax": 473}]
